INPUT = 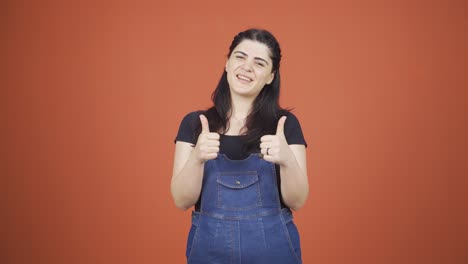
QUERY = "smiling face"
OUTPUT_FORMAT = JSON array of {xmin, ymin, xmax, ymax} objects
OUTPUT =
[{"xmin": 225, "ymin": 39, "xmax": 275, "ymax": 99}]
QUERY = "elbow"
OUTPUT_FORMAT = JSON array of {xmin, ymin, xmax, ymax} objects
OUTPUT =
[
  {"xmin": 171, "ymin": 188, "xmax": 195, "ymax": 211},
  {"xmin": 171, "ymin": 195, "xmax": 192, "ymax": 211},
  {"xmin": 287, "ymin": 190, "xmax": 309, "ymax": 211},
  {"xmin": 289, "ymin": 200, "xmax": 306, "ymax": 211},
  {"xmin": 171, "ymin": 184, "xmax": 188, "ymax": 210},
  {"xmin": 174, "ymin": 201, "xmax": 191, "ymax": 211},
  {"xmin": 172, "ymin": 195, "xmax": 193, "ymax": 211}
]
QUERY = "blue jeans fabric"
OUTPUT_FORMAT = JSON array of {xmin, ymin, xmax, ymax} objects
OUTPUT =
[{"xmin": 186, "ymin": 154, "xmax": 302, "ymax": 264}]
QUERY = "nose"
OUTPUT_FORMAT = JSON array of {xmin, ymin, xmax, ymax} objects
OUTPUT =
[{"xmin": 241, "ymin": 59, "xmax": 254, "ymax": 72}]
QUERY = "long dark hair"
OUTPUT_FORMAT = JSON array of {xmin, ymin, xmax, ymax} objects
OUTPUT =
[{"xmin": 197, "ymin": 28, "xmax": 289, "ymax": 152}]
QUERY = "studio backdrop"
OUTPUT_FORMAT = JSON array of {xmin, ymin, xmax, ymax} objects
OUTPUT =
[{"xmin": 2, "ymin": 0, "xmax": 466, "ymax": 263}]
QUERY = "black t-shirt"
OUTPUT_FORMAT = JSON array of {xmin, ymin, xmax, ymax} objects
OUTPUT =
[{"xmin": 174, "ymin": 110, "xmax": 307, "ymax": 210}]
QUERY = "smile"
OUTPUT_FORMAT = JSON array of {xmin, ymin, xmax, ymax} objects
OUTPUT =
[{"xmin": 236, "ymin": 74, "xmax": 253, "ymax": 83}]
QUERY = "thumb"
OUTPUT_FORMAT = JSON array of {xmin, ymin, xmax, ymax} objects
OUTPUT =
[
  {"xmin": 276, "ymin": 116, "xmax": 287, "ymax": 136},
  {"xmin": 199, "ymin": 114, "xmax": 210, "ymax": 133}
]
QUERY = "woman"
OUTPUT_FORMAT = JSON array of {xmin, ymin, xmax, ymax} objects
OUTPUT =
[{"xmin": 171, "ymin": 28, "xmax": 308, "ymax": 264}]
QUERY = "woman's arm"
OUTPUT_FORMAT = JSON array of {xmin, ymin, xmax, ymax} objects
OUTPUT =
[
  {"xmin": 171, "ymin": 115, "xmax": 220, "ymax": 210},
  {"xmin": 260, "ymin": 116, "xmax": 309, "ymax": 211},
  {"xmin": 170, "ymin": 142, "xmax": 205, "ymax": 210},
  {"xmin": 279, "ymin": 144, "xmax": 308, "ymax": 211}
]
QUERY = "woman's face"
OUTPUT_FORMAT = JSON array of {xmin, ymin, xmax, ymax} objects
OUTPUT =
[{"xmin": 226, "ymin": 39, "xmax": 275, "ymax": 99}]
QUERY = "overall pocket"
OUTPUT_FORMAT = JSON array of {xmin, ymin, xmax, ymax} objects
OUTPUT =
[{"xmin": 217, "ymin": 171, "xmax": 262, "ymax": 210}]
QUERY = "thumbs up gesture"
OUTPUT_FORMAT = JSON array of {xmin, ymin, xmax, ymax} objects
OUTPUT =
[
  {"xmin": 260, "ymin": 116, "xmax": 292, "ymax": 165},
  {"xmin": 194, "ymin": 115, "xmax": 220, "ymax": 163}
]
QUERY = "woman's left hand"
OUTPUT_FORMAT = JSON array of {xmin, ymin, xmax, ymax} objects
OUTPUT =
[{"xmin": 260, "ymin": 116, "xmax": 293, "ymax": 166}]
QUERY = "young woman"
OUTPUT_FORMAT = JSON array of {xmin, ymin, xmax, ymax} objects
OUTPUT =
[{"xmin": 171, "ymin": 28, "xmax": 309, "ymax": 264}]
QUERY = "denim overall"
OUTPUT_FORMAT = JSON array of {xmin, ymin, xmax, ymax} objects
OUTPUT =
[{"xmin": 186, "ymin": 154, "xmax": 302, "ymax": 264}]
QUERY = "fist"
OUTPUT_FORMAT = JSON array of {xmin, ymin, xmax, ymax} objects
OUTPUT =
[
  {"xmin": 260, "ymin": 116, "xmax": 292, "ymax": 165},
  {"xmin": 194, "ymin": 115, "xmax": 220, "ymax": 163}
]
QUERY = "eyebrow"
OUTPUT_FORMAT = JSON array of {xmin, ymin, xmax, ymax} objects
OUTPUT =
[{"xmin": 233, "ymin": 51, "xmax": 269, "ymax": 65}]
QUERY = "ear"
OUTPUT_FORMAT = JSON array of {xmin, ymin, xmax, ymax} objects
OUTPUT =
[
  {"xmin": 225, "ymin": 59, "xmax": 229, "ymax": 72},
  {"xmin": 266, "ymin": 71, "xmax": 275, "ymax": 85}
]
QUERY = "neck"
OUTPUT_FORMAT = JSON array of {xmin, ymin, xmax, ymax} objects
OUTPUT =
[{"xmin": 230, "ymin": 93, "xmax": 254, "ymax": 120}]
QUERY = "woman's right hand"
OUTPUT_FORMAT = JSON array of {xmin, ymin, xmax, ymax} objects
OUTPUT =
[{"xmin": 193, "ymin": 115, "xmax": 220, "ymax": 163}]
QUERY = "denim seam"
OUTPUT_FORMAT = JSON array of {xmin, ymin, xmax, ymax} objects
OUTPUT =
[
  {"xmin": 236, "ymin": 221, "xmax": 241, "ymax": 264},
  {"xmin": 228, "ymin": 222, "xmax": 234, "ymax": 264},
  {"xmin": 270, "ymin": 162, "xmax": 282, "ymax": 209},
  {"xmin": 259, "ymin": 217, "xmax": 267, "ymax": 249},
  {"xmin": 280, "ymin": 213, "xmax": 302, "ymax": 264},
  {"xmin": 187, "ymin": 216, "xmax": 201, "ymax": 262},
  {"xmin": 200, "ymin": 208, "xmax": 281, "ymax": 220}
]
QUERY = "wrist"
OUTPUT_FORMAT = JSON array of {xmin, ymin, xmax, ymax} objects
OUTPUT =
[
  {"xmin": 190, "ymin": 148, "xmax": 206, "ymax": 165},
  {"xmin": 280, "ymin": 148, "xmax": 295, "ymax": 167}
]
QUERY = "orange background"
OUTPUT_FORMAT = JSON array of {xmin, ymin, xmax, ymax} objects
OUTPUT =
[{"xmin": 2, "ymin": 0, "xmax": 467, "ymax": 263}]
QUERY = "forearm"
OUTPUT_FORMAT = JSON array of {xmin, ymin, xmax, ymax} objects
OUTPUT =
[
  {"xmin": 171, "ymin": 120, "xmax": 220, "ymax": 210},
  {"xmin": 279, "ymin": 150, "xmax": 309, "ymax": 211},
  {"xmin": 171, "ymin": 152, "xmax": 205, "ymax": 210}
]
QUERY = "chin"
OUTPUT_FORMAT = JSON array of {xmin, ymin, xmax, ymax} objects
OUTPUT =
[{"xmin": 232, "ymin": 89, "xmax": 261, "ymax": 99}]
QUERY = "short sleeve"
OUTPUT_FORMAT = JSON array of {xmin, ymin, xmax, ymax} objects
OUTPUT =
[
  {"xmin": 174, "ymin": 111, "xmax": 202, "ymax": 145},
  {"xmin": 284, "ymin": 112, "xmax": 307, "ymax": 147}
]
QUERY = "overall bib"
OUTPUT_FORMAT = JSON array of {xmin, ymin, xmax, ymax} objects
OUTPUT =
[{"xmin": 186, "ymin": 154, "xmax": 302, "ymax": 264}]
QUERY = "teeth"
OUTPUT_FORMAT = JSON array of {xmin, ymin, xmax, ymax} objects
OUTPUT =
[{"xmin": 237, "ymin": 75, "xmax": 252, "ymax": 81}]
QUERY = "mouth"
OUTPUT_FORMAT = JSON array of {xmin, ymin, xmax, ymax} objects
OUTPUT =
[{"xmin": 236, "ymin": 74, "xmax": 253, "ymax": 84}]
